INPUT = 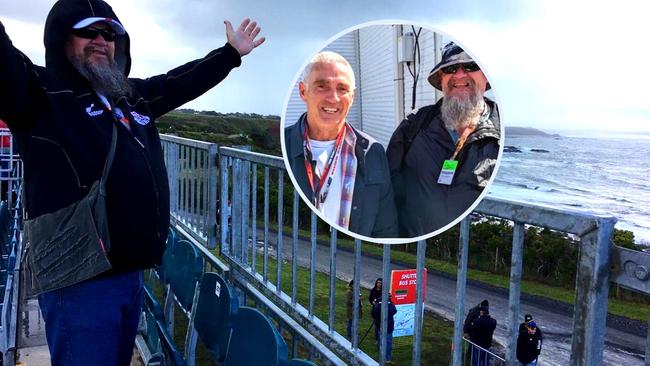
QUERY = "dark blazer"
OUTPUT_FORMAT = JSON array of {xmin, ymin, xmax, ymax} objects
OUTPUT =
[{"xmin": 284, "ymin": 114, "xmax": 398, "ymax": 238}]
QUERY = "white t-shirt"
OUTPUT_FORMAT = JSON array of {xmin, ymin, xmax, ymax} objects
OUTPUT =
[{"xmin": 309, "ymin": 139, "xmax": 342, "ymax": 221}]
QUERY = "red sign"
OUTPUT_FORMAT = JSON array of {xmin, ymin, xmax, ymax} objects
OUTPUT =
[{"xmin": 390, "ymin": 268, "xmax": 427, "ymax": 305}]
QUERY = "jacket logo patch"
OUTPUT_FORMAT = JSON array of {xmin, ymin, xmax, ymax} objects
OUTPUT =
[
  {"xmin": 85, "ymin": 103, "xmax": 104, "ymax": 117},
  {"xmin": 130, "ymin": 112, "xmax": 150, "ymax": 125}
]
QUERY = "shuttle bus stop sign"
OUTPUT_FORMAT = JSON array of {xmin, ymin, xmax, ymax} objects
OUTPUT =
[{"xmin": 390, "ymin": 268, "xmax": 427, "ymax": 337}]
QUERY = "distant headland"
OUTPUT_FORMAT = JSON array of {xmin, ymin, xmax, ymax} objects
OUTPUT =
[{"xmin": 505, "ymin": 127, "xmax": 561, "ymax": 138}]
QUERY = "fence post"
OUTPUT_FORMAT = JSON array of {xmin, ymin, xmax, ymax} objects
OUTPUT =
[
  {"xmin": 352, "ymin": 239, "xmax": 362, "ymax": 351},
  {"xmin": 570, "ymin": 218, "xmax": 616, "ymax": 365},
  {"xmin": 167, "ymin": 142, "xmax": 177, "ymax": 217},
  {"xmin": 219, "ymin": 150, "xmax": 229, "ymax": 254},
  {"xmin": 646, "ymin": 312, "xmax": 649, "ymax": 366},
  {"xmin": 506, "ymin": 223, "xmax": 525, "ymax": 365},
  {"xmin": 412, "ymin": 240, "xmax": 426, "ymax": 366},
  {"xmin": 207, "ymin": 143, "xmax": 218, "ymax": 249},
  {"xmin": 379, "ymin": 244, "xmax": 391, "ymax": 365},
  {"xmin": 453, "ymin": 217, "xmax": 470, "ymax": 366},
  {"xmin": 232, "ymin": 159, "xmax": 242, "ymax": 261},
  {"xmin": 328, "ymin": 229, "xmax": 337, "ymax": 331}
]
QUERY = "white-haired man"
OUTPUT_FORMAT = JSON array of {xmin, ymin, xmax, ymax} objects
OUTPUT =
[
  {"xmin": 284, "ymin": 51, "xmax": 397, "ymax": 238},
  {"xmin": 387, "ymin": 42, "xmax": 500, "ymax": 237}
]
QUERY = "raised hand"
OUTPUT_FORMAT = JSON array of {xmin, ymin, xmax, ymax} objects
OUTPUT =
[{"xmin": 224, "ymin": 18, "xmax": 265, "ymax": 57}]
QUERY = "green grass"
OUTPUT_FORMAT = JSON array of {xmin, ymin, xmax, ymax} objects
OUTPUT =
[
  {"xmin": 147, "ymin": 252, "xmax": 455, "ymax": 366},
  {"xmin": 250, "ymin": 249, "xmax": 454, "ymax": 365}
]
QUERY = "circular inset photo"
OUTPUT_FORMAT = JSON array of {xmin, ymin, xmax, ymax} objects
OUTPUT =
[{"xmin": 281, "ymin": 22, "xmax": 504, "ymax": 244}]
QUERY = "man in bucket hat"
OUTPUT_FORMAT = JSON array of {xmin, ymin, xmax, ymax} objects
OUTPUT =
[
  {"xmin": 0, "ymin": 0, "xmax": 264, "ymax": 364},
  {"xmin": 387, "ymin": 42, "xmax": 500, "ymax": 238}
]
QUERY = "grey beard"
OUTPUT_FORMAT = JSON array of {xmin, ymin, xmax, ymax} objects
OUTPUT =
[
  {"xmin": 71, "ymin": 54, "xmax": 132, "ymax": 98},
  {"xmin": 441, "ymin": 89, "xmax": 484, "ymax": 131}
]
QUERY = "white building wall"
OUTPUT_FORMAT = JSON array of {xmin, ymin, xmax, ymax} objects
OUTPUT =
[
  {"xmin": 357, "ymin": 25, "xmax": 397, "ymax": 147},
  {"xmin": 283, "ymin": 26, "xmax": 494, "ymax": 147},
  {"xmin": 401, "ymin": 28, "xmax": 443, "ymax": 116},
  {"xmin": 283, "ymin": 31, "xmax": 362, "ymax": 129}
]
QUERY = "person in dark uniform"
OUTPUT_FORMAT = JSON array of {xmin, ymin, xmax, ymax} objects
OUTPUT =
[{"xmin": 468, "ymin": 306, "xmax": 497, "ymax": 366}]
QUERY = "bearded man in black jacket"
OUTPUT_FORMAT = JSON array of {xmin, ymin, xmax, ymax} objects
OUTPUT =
[
  {"xmin": 0, "ymin": 0, "xmax": 264, "ymax": 364},
  {"xmin": 386, "ymin": 42, "xmax": 500, "ymax": 238}
]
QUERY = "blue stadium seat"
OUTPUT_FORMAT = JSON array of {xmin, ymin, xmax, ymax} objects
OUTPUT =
[
  {"xmin": 289, "ymin": 360, "xmax": 318, "ymax": 366},
  {"xmin": 155, "ymin": 318, "xmax": 188, "ymax": 366},
  {"xmin": 150, "ymin": 227, "xmax": 177, "ymax": 287},
  {"xmin": 186, "ymin": 272, "xmax": 239, "ymax": 363},
  {"xmin": 142, "ymin": 286, "xmax": 163, "ymax": 351},
  {"xmin": 136, "ymin": 283, "xmax": 165, "ymax": 365},
  {"xmin": 224, "ymin": 306, "xmax": 289, "ymax": 366},
  {"xmin": 168, "ymin": 239, "xmax": 203, "ymax": 312}
]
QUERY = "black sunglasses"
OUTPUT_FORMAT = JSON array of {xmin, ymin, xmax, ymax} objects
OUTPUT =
[
  {"xmin": 71, "ymin": 27, "xmax": 117, "ymax": 42},
  {"xmin": 441, "ymin": 62, "xmax": 480, "ymax": 74}
]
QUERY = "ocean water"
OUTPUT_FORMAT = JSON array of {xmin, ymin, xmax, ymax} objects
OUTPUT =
[{"xmin": 489, "ymin": 135, "xmax": 650, "ymax": 245}]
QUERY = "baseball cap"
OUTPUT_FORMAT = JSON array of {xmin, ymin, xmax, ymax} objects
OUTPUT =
[{"xmin": 73, "ymin": 17, "xmax": 126, "ymax": 35}]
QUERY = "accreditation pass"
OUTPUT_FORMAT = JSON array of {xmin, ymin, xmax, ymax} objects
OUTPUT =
[{"xmin": 437, "ymin": 159, "xmax": 458, "ymax": 185}]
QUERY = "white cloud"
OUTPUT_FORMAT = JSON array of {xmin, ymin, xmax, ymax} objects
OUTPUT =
[
  {"xmin": 2, "ymin": 0, "xmax": 649, "ymax": 131},
  {"xmin": 435, "ymin": 1, "xmax": 650, "ymax": 133}
]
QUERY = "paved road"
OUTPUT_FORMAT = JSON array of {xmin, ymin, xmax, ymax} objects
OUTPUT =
[{"xmin": 250, "ymin": 232, "xmax": 646, "ymax": 366}]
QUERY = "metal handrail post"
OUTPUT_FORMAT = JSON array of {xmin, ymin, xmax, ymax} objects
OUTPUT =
[
  {"xmin": 570, "ymin": 218, "xmax": 616, "ymax": 365},
  {"xmin": 452, "ymin": 217, "xmax": 470, "ymax": 366},
  {"xmin": 206, "ymin": 144, "xmax": 218, "ymax": 249},
  {"xmin": 505, "ymin": 223, "xmax": 525, "ymax": 365},
  {"xmin": 412, "ymin": 240, "xmax": 426, "ymax": 365}
]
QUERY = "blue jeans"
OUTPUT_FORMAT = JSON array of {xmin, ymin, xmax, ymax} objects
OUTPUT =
[
  {"xmin": 520, "ymin": 361, "xmax": 537, "ymax": 366},
  {"xmin": 38, "ymin": 271, "xmax": 144, "ymax": 366}
]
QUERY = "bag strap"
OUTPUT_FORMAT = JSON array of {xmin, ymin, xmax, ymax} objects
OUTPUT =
[{"xmin": 99, "ymin": 123, "xmax": 118, "ymax": 196}]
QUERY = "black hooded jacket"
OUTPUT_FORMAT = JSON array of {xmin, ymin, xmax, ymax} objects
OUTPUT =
[{"xmin": 0, "ymin": 0, "xmax": 241, "ymax": 272}]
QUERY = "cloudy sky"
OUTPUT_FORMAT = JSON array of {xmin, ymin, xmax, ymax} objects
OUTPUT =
[{"xmin": 2, "ymin": 0, "xmax": 649, "ymax": 134}]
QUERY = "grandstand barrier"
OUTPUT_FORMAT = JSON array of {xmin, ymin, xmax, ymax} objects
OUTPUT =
[
  {"xmin": 159, "ymin": 134, "xmax": 650, "ymax": 366},
  {"xmin": 0, "ymin": 133, "xmax": 646, "ymax": 365}
]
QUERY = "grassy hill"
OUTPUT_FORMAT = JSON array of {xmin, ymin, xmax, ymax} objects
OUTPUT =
[{"xmin": 157, "ymin": 110, "xmax": 281, "ymax": 155}]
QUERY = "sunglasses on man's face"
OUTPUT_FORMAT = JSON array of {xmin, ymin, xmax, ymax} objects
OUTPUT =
[
  {"xmin": 71, "ymin": 27, "xmax": 117, "ymax": 42},
  {"xmin": 441, "ymin": 62, "xmax": 481, "ymax": 74}
]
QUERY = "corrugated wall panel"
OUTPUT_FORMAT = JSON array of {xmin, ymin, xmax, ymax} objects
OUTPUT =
[
  {"xmin": 283, "ymin": 31, "xmax": 361, "ymax": 129},
  {"xmin": 358, "ymin": 25, "xmax": 397, "ymax": 147}
]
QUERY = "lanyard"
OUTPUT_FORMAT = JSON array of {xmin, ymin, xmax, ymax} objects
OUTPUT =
[
  {"xmin": 303, "ymin": 126, "xmax": 346, "ymax": 206},
  {"xmin": 449, "ymin": 126, "xmax": 475, "ymax": 161}
]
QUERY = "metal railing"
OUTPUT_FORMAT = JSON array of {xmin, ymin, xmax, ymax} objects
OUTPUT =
[
  {"xmin": 469, "ymin": 198, "xmax": 618, "ymax": 366},
  {"xmin": 462, "ymin": 337, "xmax": 506, "ymax": 366},
  {"xmin": 161, "ymin": 135, "xmax": 218, "ymax": 249},
  {"xmin": 135, "ymin": 135, "xmax": 650, "ymax": 365},
  {"xmin": 0, "ymin": 185, "xmax": 22, "ymax": 366}
]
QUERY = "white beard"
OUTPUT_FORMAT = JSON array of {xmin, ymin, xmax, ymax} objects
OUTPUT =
[{"xmin": 441, "ymin": 84, "xmax": 484, "ymax": 131}]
